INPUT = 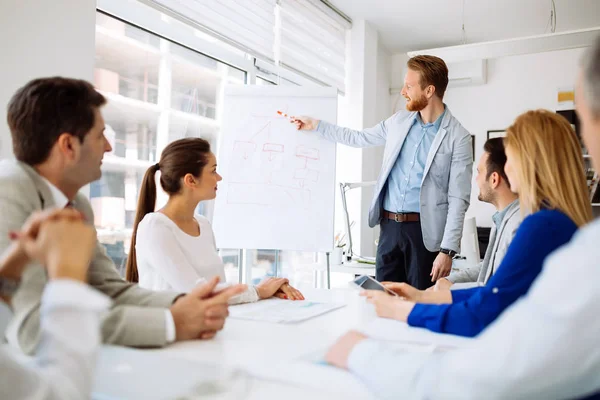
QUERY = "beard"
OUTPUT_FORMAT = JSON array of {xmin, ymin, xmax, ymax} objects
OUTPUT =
[
  {"xmin": 405, "ymin": 93, "xmax": 429, "ymax": 112},
  {"xmin": 478, "ymin": 186, "xmax": 494, "ymax": 204}
]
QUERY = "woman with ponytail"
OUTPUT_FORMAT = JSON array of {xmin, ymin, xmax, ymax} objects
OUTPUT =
[{"xmin": 126, "ymin": 138, "xmax": 304, "ymax": 303}]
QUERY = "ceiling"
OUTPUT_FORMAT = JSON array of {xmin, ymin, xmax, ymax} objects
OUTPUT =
[{"xmin": 329, "ymin": 0, "xmax": 600, "ymax": 53}]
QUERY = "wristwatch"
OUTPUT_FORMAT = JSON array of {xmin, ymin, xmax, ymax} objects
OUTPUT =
[
  {"xmin": 0, "ymin": 277, "xmax": 20, "ymax": 297},
  {"xmin": 440, "ymin": 248, "xmax": 457, "ymax": 258}
]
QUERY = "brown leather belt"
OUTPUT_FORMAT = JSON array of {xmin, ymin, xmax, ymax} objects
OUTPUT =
[{"xmin": 383, "ymin": 211, "xmax": 420, "ymax": 222}]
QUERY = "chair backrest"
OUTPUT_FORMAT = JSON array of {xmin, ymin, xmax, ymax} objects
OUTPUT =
[{"xmin": 461, "ymin": 217, "xmax": 481, "ymax": 265}]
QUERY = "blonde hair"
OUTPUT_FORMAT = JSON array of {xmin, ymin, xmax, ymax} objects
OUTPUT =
[{"xmin": 504, "ymin": 109, "xmax": 592, "ymax": 227}]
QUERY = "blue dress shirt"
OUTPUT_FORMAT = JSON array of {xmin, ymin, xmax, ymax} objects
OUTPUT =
[
  {"xmin": 491, "ymin": 199, "xmax": 517, "ymax": 231},
  {"xmin": 382, "ymin": 109, "xmax": 445, "ymax": 213},
  {"xmin": 407, "ymin": 209, "xmax": 577, "ymax": 337}
]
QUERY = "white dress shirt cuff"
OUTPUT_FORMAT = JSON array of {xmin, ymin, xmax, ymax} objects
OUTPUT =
[
  {"xmin": 451, "ymin": 282, "xmax": 482, "ymax": 290},
  {"xmin": 41, "ymin": 279, "xmax": 111, "ymax": 313},
  {"xmin": 248, "ymin": 285, "xmax": 260, "ymax": 302},
  {"xmin": 165, "ymin": 310, "xmax": 176, "ymax": 343},
  {"xmin": 347, "ymin": 338, "xmax": 382, "ymax": 373},
  {"xmin": 230, "ymin": 285, "xmax": 260, "ymax": 305},
  {"xmin": 347, "ymin": 338, "xmax": 438, "ymax": 399}
]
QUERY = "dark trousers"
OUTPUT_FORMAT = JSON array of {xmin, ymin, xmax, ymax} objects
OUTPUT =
[{"xmin": 375, "ymin": 218, "xmax": 438, "ymax": 290}]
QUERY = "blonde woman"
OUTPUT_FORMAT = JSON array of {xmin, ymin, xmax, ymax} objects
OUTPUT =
[{"xmin": 363, "ymin": 109, "xmax": 592, "ymax": 337}]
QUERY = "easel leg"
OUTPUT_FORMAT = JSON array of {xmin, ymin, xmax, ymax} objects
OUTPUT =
[{"xmin": 326, "ymin": 252, "xmax": 331, "ymax": 289}]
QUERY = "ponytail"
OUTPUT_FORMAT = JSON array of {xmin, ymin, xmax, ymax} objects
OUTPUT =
[
  {"xmin": 125, "ymin": 163, "xmax": 160, "ymax": 282},
  {"xmin": 125, "ymin": 137, "xmax": 211, "ymax": 282}
]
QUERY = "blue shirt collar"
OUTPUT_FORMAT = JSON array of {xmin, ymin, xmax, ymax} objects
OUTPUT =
[
  {"xmin": 415, "ymin": 106, "xmax": 446, "ymax": 131},
  {"xmin": 492, "ymin": 199, "xmax": 519, "ymax": 230}
]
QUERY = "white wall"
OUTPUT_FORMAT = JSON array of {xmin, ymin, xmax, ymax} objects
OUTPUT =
[
  {"xmin": 0, "ymin": 0, "xmax": 97, "ymax": 159},
  {"xmin": 360, "ymin": 41, "xmax": 390, "ymax": 256},
  {"xmin": 334, "ymin": 20, "xmax": 389, "ymax": 258},
  {"xmin": 389, "ymin": 47, "xmax": 586, "ymax": 227},
  {"xmin": 390, "ymin": 53, "xmax": 408, "ymax": 113},
  {"xmin": 446, "ymin": 48, "xmax": 586, "ymax": 226}
]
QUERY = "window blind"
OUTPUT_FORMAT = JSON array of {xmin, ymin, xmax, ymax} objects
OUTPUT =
[
  {"xmin": 141, "ymin": 0, "xmax": 350, "ymax": 92},
  {"xmin": 142, "ymin": 0, "xmax": 276, "ymax": 61},
  {"xmin": 278, "ymin": 0, "xmax": 349, "ymax": 92}
]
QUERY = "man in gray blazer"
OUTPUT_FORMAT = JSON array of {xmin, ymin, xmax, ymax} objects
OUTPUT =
[
  {"xmin": 438, "ymin": 138, "xmax": 521, "ymax": 290},
  {"xmin": 1, "ymin": 77, "xmax": 245, "ymax": 354},
  {"xmin": 294, "ymin": 56, "xmax": 472, "ymax": 289}
]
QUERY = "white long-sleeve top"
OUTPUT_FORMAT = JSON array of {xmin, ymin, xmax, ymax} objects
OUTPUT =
[
  {"xmin": 347, "ymin": 218, "xmax": 600, "ymax": 400},
  {"xmin": 135, "ymin": 212, "xmax": 259, "ymax": 303},
  {"xmin": 0, "ymin": 279, "xmax": 111, "ymax": 400}
]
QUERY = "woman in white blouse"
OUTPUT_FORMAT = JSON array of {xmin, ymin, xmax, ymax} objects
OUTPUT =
[{"xmin": 126, "ymin": 138, "xmax": 304, "ymax": 303}]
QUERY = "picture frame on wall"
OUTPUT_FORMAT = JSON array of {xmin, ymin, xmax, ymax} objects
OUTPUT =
[{"xmin": 487, "ymin": 130, "xmax": 507, "ymax": 140}]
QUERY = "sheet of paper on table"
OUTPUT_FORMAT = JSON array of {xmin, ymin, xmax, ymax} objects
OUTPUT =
[{"xmin": 229, "ymin": 298, "xmax": 346, "ymax": 323}]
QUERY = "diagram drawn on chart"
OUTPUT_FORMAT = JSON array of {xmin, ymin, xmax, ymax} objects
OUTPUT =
[{"xmin": 228, "ymin": 109, "xmax": 322, "ymax": 209}]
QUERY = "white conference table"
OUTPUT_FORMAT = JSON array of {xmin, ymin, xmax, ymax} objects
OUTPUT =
[{"xmin": 94, "ymin": 287, "xmax": 472, "ymax": 400}]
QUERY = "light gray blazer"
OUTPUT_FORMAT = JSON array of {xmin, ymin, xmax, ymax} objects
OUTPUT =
[
  {"xmin": 0, "ymin": 160, "xmax": 180, "ymax": 354},
  {"xmin": 448, "ymin": 201, "xmax": 522, "ymax": 288},
  {"xmin": 316, "ymin": 107, "xmax": 473, "ymax": 252}
]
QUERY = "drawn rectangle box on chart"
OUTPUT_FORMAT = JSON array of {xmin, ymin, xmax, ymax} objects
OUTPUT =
[
  {"xmin": 296, "ymin": 146, "xmax": 320, "ymax": 160},
  {"xmin": 294, "ymin": 169, "xmax": 319, "ymax": 182},
  {"xmin": 263, "ymin": 143, "xmax": 284, "ymax": 153}
]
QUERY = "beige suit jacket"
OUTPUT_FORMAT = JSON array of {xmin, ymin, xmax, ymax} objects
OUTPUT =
[{"xmin": 0, "ymin": 160, "xmax": 180, "ymax": 354}]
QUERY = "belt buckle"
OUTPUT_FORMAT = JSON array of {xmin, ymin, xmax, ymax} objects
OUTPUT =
[{"xmin": 394, "ymin": 213, "xmax": 401, "ymax": 222}]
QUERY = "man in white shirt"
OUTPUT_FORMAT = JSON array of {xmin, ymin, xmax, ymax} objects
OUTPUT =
[
  {"xmin": 1, "ymin": 77, "xmax": 245, "ymax": 354},
  {"xmin": 325, "ymin": 36, "xmax": 600, "ymax": 400},
  {"xmin": 0, "ymin": 208, "xmax": 109, "ymax": 399}
]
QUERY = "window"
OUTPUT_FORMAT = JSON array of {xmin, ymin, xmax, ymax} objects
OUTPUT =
[
  {"xmin": 256, "ymin": 76, "xmax": 276, "ymax": 86},
  {"xmin": 93, "ymin": 11, "xmax": 245, "ymax": 277},
  {"xmin": 93, "ymin": 0, "xmax": 349, "ymax": 288},
  {"xmin": 218, "ymin": 249, "xmax": 242, "ymax": 284}
]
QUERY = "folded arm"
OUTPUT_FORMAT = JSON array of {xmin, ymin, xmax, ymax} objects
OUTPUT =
[{"xmin": 1, "ymin": 280, "xmax": 110, "ymax": 400}]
